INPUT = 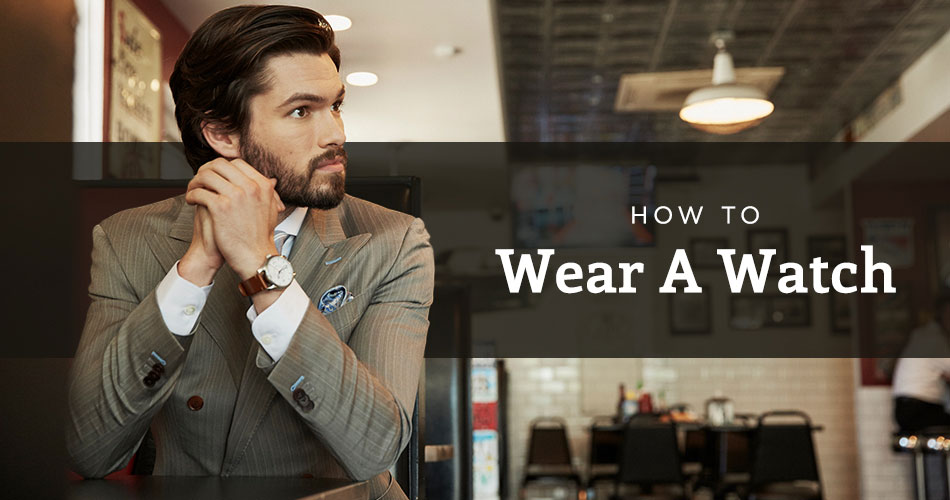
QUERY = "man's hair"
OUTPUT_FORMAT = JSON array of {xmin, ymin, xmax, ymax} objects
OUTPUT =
[{"xmin": 170, "ymin": 5, "xmax": 341, "ymax": 171}]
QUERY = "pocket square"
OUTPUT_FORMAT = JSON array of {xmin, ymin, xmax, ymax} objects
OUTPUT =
[{"xmin": 318, "ymin": 285, "xmax": 353, "ymax": 315}]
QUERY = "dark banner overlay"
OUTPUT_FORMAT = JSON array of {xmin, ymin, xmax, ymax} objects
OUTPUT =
[{"xmin": 2, "ymin": 142, "xmax": 947, "ymax": 359}]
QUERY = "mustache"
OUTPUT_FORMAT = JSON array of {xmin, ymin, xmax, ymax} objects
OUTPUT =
[{"xmin": 310, "ymin": 147, "xmax": 348, "ymax": 171}]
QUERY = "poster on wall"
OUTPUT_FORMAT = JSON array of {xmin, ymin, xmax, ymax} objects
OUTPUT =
[
  {"xmin": 472, "ymin": 359, "xmax": 500, "ymax": 500},
  {"xmin": 108, "ymin": 0, "xmax": 162, "ymax": 178},
  {"xmin": 861, "ymin": 218, "xmax": 915, "ymax": 269}
]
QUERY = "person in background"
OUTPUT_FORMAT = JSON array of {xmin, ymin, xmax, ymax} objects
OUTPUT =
[{"xmin": 893, "ymin": 294, "xmax": 950, "ymax": 432}]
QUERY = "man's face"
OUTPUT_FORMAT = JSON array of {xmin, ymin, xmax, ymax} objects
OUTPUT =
[{"xmin": 240, "ymin": 52, "xmax": 347, "ymax": 210}]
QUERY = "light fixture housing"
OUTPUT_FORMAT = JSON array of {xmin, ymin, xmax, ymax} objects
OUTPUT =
[{"xmin": 679, "ymin": 38, "xmax": 774, "ymax": 134}]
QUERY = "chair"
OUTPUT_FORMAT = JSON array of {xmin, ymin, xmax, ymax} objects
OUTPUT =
[
  {"xmin": 747, "ymin": 410, "xmax": 823, "ymax": 500},
  {"xmin": 614, "ymin": 413, "xmax": 688, "ymax": 499},
  {"xmin": 522, "ymin": 417, "xmax": 582, "ymax": 496},
  {"xmin": 588, "ymin": 415, "xmax": 622, "ymax": 492},
  {"xmin": 348, "ymin": 177, "xmax": 424, "ymax": 499},
  {"xmin": 670, "ymin": 403, "xmax": 705, "ymax": 477},
  {"xmin": 893, "ymin": 426, "xmax": 950, "ymax": 500}
]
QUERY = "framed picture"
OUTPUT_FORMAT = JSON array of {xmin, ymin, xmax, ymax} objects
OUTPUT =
[
  {"xmin": 730, "ymin": 294, "xmax": 811, "ymax": 329},
  {"xmin": 670, "ymin": 288, "xmax": 711, "ymax": 334},
  {"xmin": 767, "ymin": 295, "xmax": 811, "ymax": 327},
  {"xmin": 747, "ymin": 228, "xmax": 788, "ymax": 274},
  {"xmin": 730, "ymin": 295, "xmax": 769, "ymax": 330},
  {"xmin": 808, "ymin": 235, "xmax": 847, "ymax": 265},
  {"xmin": 830, "ymin": 293, "xmax": 851, "ymax": 334},
  {"xmin": 690, "ymin": 237, "xmax": 730, "ymax": 269}
]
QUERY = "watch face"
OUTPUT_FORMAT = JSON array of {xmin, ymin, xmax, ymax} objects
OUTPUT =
[{"xmin": 264, "ymin": 256, "xmax": 295, "ymax": 287}]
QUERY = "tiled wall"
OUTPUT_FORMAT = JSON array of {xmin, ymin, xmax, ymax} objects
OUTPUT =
[
  {"xmin": 504, "ymin": 358, "xmax": 864, "ymax": 500},
  {"xmin": 855, "ymin": 386, "xmax": 913, "ymax": 499}
]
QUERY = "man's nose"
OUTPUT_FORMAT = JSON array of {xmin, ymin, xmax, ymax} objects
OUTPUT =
[{"xmin": 317, "ymin": 111, "xmax": 345, "ymax": 148}]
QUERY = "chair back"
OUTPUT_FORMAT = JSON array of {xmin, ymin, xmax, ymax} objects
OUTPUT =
[
  {"xmin": 346, "ymin": 177, "xmax": 424, "ymax": 499},
  {"xmin": 527, "ymin": 417, "xmax": 574, "ymax": 466},
  {"xmin": 589, "ymin": 416, "xmax": 621, "ymax": 467},
  {"xmin": 617, "ymin": 414, "xmax": 684, "ymax": 485},
  {"xmin": 750, "ymin": 410, "xmax": 821, "ymax": 487}
]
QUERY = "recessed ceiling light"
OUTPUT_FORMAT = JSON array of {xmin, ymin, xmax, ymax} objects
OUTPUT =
[
  {"xmin": 433, "ymin": 44, "xmax": 461, "ymax": 58},
  {"xmin": 346, "ymin": 72, "xmax": 378, "ymax": 87},
  {"xmin": 325, "ymin": 15, "xmax": 351, "ymax": 31}
]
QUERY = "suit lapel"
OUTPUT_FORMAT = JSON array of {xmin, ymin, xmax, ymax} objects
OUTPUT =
[
  {"xmin": 144, "ymin": 198, "xmax": 192, "ymax": 275},
  {"xmin": 222, "ymin": 201, "xmax": 373, "ymax": 472},
  {"xmin": 145, "ymin": 199, "xmax": 252, "ymax": 389},
  {"xmin": 291, "ymin": 205, "xmax": 373, "ymax": 305}
]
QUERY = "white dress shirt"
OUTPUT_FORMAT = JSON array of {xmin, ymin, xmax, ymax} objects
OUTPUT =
[
  {"xmin": 156, "ymin": 206, "xmax": 310, "ymax": 361},
  {"xmin": 892, "ymin": 321, "xmax": 950, "ymax": 404}
]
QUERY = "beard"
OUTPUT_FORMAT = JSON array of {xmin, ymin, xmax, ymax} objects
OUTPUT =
[{"xmin": 239, "ymin": 132, "xmax": 347, "ymax": 210}]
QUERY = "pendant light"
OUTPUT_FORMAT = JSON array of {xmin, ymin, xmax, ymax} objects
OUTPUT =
[{"xmin": 679, "ymin": 36, "xmax": 774, "ymax": 134}]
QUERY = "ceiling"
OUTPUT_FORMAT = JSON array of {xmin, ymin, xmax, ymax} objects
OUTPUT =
[
  {"xmin": 160, "ymin": 0, "xmax": 506, "ymax": 142},
  {"xmin": 496, "ymin": 0, "xmax": 950, "ymax": 142}
]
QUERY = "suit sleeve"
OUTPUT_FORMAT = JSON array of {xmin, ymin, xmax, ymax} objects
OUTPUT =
[
  {"xmin": 66, "ymin": 224, "xmax": 195, "ymax": 478},
  {"xmin": 262, "ymin": 217, "xmax": 434, "ymax": 480}
]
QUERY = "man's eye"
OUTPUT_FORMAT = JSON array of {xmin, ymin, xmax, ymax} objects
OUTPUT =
[
  {"xmin": 331, "ymin": 101, "xmax": 344, "ymax": 113},
  {"xmin": 290, "ymin": 107, "xmax": 309, "ymax": 118}
]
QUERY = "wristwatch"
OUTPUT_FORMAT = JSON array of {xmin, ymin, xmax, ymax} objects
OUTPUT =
[{"xmin": 238, "ymin": 254, "xmax": 295, "ymax": 296}]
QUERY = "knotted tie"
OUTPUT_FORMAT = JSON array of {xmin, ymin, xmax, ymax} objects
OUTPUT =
[{"xmin": 273, "ymin": 230, "xmax": 295, "ymax": 258}]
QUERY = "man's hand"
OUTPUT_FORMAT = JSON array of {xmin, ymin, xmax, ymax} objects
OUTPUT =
[
  {"xmin": 185, "ymin": 158, "xmax": 285, "ymax": 280},
  {"xmin": 178, "ymin": 205, "xmax": 224, "ymax": 286}
]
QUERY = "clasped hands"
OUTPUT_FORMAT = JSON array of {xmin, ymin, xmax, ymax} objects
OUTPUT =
[{"xmin": 178, "ymin": 158, "xmax": 286, "ymax": 288}]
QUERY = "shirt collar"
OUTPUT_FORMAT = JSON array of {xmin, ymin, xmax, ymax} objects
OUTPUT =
[{"xmin": 275, "ymin": 206, "xmax": 308, "ymax": 237}]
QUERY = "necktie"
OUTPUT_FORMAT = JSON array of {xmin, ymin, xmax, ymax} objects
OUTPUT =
[{"xmin": 274, "ymin": 230, "xmax": 295, "ymax": 258}]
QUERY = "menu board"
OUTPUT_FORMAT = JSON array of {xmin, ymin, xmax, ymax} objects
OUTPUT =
[{"xmin": 108, "ymin": 0, "xmax": 162, "ymax": 177}]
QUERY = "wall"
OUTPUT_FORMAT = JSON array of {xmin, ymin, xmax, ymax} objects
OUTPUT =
[
  {"xmin": 0, "ymin": 0, "xmax": 75, "ymax": 140},
  {"xmin": 859, "ymin": 28, "xmax": 950, "ymax": 143},
  {"xmin": 854, "ymin": 387, "xmax": 912, "ymax": 499},
  {"xmin": 849, "ymin": 179, "xmax": 950, "ymax": 500},
  {"xmin": 504, "ymin": 358, "xmax": 859, "ymax": 500}
]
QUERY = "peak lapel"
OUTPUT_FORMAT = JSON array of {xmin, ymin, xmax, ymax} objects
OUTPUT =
[
  {"xmin": 145, "ymin": 199, "xmax": 250, "ymax": 388},
  {"xmin": 221, "ymin": 205, "xmax": 372, "ymax": 471},
  {"xmin": 292, "ymin": 205, "xmax": 372, "ymax": 309},
  {"xmin": 145, "ymin": 200, "xmax": 193, "ymax": 275}
]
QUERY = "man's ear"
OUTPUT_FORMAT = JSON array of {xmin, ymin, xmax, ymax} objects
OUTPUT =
[{"xmin": 201, "ymin": 121, "xmax": 241, "ymax": 158}]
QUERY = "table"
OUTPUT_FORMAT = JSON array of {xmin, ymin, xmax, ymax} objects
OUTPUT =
[{"xmin": 67, "ymin": 476, "xmax": 368, "ymax": 500}]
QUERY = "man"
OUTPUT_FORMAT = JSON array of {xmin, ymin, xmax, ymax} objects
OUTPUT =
[
  {"xmin": 893, "ymin": 295, "xmax": 950, "ymax": 432},
  {"xmin": 66, "ymin": 6, "xmax": 433, "ymax": 499}
]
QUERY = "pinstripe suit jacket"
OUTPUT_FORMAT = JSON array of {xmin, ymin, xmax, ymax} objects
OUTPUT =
[{"xmin": 66, "ymin": 193, "xmax": 434, "ymax": 499}]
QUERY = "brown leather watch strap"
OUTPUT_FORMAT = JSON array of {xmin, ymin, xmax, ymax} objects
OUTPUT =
[{"xmin": 238, "ymin": 273, "xmax": 269, "ymax": 297}]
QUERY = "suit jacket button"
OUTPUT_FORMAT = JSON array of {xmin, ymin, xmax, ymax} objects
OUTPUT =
[
  {"xmin": 143, "ymin": 375, "xmax": 156, "ymax": 387},
  {"xmin": 292, "ymin": 388, "xmax": 307, "ymax": 401},
  {"xmin": 187, "ymin": 395, "xmax": 204, "ymax": 411},
  {"xmin": 302, "ymin": 400, "xmax": 315, "ymax": 412},
  {"xmin": 152, "ymin": 363, "xmax": 165, "ymax": 375}
]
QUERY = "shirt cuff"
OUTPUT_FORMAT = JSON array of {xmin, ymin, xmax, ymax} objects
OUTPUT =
[
  {"xmin": 155, "ymin": 260, "xmax": 214, "ymax": 336},
  {"xmin": 245, "ymin": 279, "xmax": 309, "ymax": 361}
]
